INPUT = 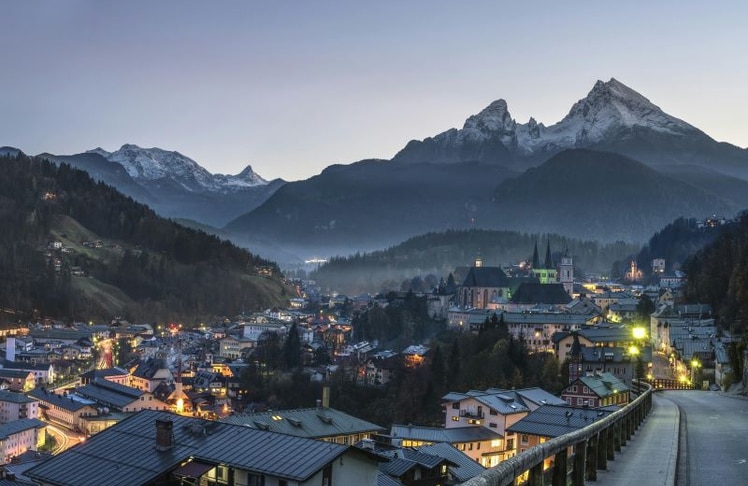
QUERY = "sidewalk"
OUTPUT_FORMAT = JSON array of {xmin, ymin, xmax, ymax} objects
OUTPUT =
[{"xmin": 594, "ymin": 394, "xmax": 679, "ymax": 486}]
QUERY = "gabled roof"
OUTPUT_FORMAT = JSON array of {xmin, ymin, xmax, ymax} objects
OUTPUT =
[
  {"xmin": 27, "ymin": 388, "xmax": 97, "ymax": 412},
  {"xmin": 26, "ymin": 410, "xmax": 359, "ymax": 486},
  {"xmin": 220, "ymin": 406, "xmax": 385, "ymax": 439},
  {"xmin": 0, "ymin": 389, "xmax": 36, "ymax": 404},
  {"xmin": 574, "ymin": 372, "xmax": 629, "ymax": 398},
  {"xmin": 81, "ymin": 367, "xmax": 129, "ymax": 380},
  {"xmin": 461, "ymin": 266, "xmax": 510, "ymax": 288},
  {"xmin": 390, "ymin": 425, "xmax": 502, "ymax": 443},
  {"xmin": 76, "ymin": 378, "xmax": 146, "ymax": 409},
  {"xmin": 379, "ymin": 449, "xmax": 448, "ymax": 477},
  {"xmin": 416, "ymin": 442, "xmax": 486, "ymax": 482},
  {"xmin": 510, "ymin": 283, "xmax": 572, "ymax": 305},
  {"xmin": 442, "ymin": 387, "xmax": 565, "ymax": 414},
  {"xmin": 0, "ymin": 418, "xmax": 46, "ymax": 439},
  {"xmin": 506, "ymin": 404, "xmax": 615, "ymax": 438}
]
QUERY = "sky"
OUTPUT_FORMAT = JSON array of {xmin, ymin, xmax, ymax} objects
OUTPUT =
[{"xmin": 1, "ymin": 1, "xmax": 746, "ymax": 182}]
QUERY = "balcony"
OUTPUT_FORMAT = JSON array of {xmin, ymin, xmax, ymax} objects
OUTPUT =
[{"xmin": 459, "ymin": 410, "xmax": 485, "ymax": 419}]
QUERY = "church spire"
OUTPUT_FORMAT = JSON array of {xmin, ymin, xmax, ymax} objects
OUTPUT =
[
  {"xmin": 544, "ymin": 241, "xmax": 553, "ymax": 269},
  {"xmin": 532, "ymin": 241, "xmax": 540, "ymax": 269}
]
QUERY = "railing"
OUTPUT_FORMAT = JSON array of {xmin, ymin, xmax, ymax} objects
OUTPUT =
[
  {"xmin": 459, "ymin": 410, "xmax": 486, "ymax": 419},
  {"xmin": 460, "ymin": 384, "xmax": 653, "ymax": 486}
]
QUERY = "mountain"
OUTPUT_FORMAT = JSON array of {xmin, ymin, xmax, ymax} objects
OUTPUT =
[
  {"xmin": 393, "ymin": 78, "xmax": 748, "ymax": 179},
  {"xmin": 0, "ymin": 152, "xmax": 289, "ymax": 323},
  {"xmin": 40, "ymin": 144, "xmax": 285, "ymax": 227},
  {"xmin": 223, "ymin": 159, "xmax": 518, "ymax": 260},
  {"xmin": 490, "ymin": 149, "xmax": 735, "ymax": 241}
]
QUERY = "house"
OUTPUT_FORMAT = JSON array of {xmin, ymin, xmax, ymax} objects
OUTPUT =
[
  {"xmin": 554, "ymin": 325, "xmax": 641, "ymax": 364},
  {"xmin": 0, "ymin": 390, "xmax": 38, "ymax": 424},
  {"xmin": 26, "ymin": 410, "xmax": 381, "ymax": 486},
  {"xmin": 363, "ymin": 354, "xmax": 400, "ymax": 387},
  {"xmin": 502, "ymin": 312, "xmax": 596, "ymax": 354},
  {"xmin": 75, "ymin": 378, "xmax": 170, "ymax": 413},
  {"xmin": 393, "ymin": 387, "xmax": 566, "ymax": 467},
  {"xmin": 221, "ymin": 402, "xmax": 385, "ymax": 445},
  {"xmin": 389, "ymin": 424, "xmax": 504, "ymax": 467},
  {"xmin": 0, "ymin": 419, "xmax": 46, "ymax": 465},
  {"xmin": 27, "ymin": 388, "xmax": 98, "ymax": 432},
  {"xmin": 378, "ymin": 448, "xmax": 452, "ymax": 486},
  {"xmin": 80, "ymin": 367, "xmax": 130, "ymax": 386},
  {"xmin": 129, "ymin": 359, "xmax": 173, "ymax": 393},
  {"xmin": 560, "ymin": 371, "xmax": 630, "ymax": 408},
  {"xmin": 0, "ymin": 370, "xmax": 35, "ymax": 392},
  {"xmin": 506, "ymin": 404, "xmax": 616, "ymax": 461},
  {"xmin": 218, "ymin": 334, "xmax": 254, "ymax": 359},
  {"xmin": 415, "ymin": 442, "xmax": 487, "ymax": 483}
]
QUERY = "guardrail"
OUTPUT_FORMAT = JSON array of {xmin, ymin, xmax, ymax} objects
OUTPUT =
[{"xmin": 461, "ymin": 384, "xmax": 653, "ymax": 486}]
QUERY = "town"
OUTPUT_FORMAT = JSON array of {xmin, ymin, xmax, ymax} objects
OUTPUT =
[{"xmin": 0, "ymin": 239, "xmax": 734, "ymax": 486}]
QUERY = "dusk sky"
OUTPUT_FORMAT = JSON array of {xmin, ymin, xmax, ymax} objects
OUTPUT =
[{"xmin": 2, "ymin": 1, "xmax": 746, "ymax": 181}]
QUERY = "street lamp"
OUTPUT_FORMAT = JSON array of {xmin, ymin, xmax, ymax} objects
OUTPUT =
[{"xmin": 691, "ymin": 358, "xmax": 701, "ymax": 388}]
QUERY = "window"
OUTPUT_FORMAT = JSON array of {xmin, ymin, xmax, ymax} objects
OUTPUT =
[
  {"xmin": 489, "ymin": 422, "xmax": 497, "ymax": 428},
  {"xmin": 507, "ymin": 439, "xmax": 514, "ymax": 450},
  {"xmin": 452, "ymin": 402, "xmax": 459, "ymax": 409},
  {"xmin": 452, "ymin": 416, "xmax": 460, "ymax": 422},
  {"xmin": 489, "ymin": 409, "xmax": 498, "ymax": 416},
  {"xmin": 521, "ymin": 435, "xmax": 529, "ymax": 444}
]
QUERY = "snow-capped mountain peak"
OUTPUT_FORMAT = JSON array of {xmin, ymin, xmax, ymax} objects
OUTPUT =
[{"xmin": 87, "ymin": 144, "xmax": 269, "ymax": 193}]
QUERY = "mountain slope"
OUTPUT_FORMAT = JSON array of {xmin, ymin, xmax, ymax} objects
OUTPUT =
[
  {"xmin": 41, "ymin": 144, "xmax": 285, "ymax": 227},
  {"xmin": 224, "ymin": 159, "xmax": 518, "ymax": 259},
  {"xmin": 490, "ymin": 149, "xmax": 735, "ymax": 242},
  {"xmin": 393, "ymin": 78, "xmax": 748, "ymax": 179},
  {"xmin": 0, "ymin": 152, "xmax": 289, "ymax": 323}
]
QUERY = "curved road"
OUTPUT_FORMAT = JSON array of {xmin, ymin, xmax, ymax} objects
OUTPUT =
[{"xmin": 667, "ymin": 390, "xmax": 748, "ymax": 486}]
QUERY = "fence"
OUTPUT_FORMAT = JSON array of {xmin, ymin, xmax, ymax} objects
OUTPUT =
[{"xmin": 460, "ymin": 384, "xmax": 653, "ymax": 486}]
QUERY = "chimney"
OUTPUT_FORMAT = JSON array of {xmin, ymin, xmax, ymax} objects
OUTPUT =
[
  {"xmin": 155, "ymin": 419, "xmax": 174, "ymax": 451},
  {"xmin": 322, "ymin": 385, "xmax": 330, "ymax": 409},
  {"xmin": 6, "ymin": 337, "xmax": 15, "ymax": 362}
]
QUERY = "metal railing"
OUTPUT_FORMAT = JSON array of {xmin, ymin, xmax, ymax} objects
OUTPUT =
[{"xmin": 461, "ymin": 384, "xmax": 653, "ymax": 486}]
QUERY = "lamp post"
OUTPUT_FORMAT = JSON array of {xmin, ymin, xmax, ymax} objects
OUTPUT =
[
  {"xmin": 691, "ymin": 358, "xmax": 701, "ymax": 389},
  {"xmin": 629, "ymin": 345, "xmax": 640, "ymax": 395}
]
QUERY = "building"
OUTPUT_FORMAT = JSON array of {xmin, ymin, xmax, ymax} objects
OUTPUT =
[
  {"xmin": 560, "ymin": 372, "xmax": 630, "ymax": 408},
  {"xmin": 27, "ymin": 388, "xmax": 98, "ymax": 432},
  {"xmin": 0, "ymin": 370, "xmax": 35, "ymax": 392},
  {"xmin": 506, "ymin": 404, "xmax": 615, "ymax": 460},
  {"xmin": 531, "ymin": 241, "xmax": 558, "ymax": 284},
  {"xmin": 458, "ymin": 259, "xmax": 514, "ymax": 309},
  {"xmin": 0, "ymin": 390, "xmax": 38, "ymax": 424},
  {"xmin": 26, "ymin": 410, "xmax": 380, "ymax": 486},
  {"xmin": 400, "ymin": 387, "xmax": 568, "ymax": 466},
  {"xmin": 129, "ymin": 359, "xmax": 173, "ymax": 393},
  {"xmin": 222, "ymin": 403, "xmax": 385, "ymax": 445},
  {"xmin": 75, "ymin": 378, "xmax": 170, "ymax": 413},
  {"xmin": 0, "ymin": 419, "xmax": 46, "ymax": 465}
]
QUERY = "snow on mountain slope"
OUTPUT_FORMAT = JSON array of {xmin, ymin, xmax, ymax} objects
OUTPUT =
[
  {"xmin": 87, "ymin": 144, "xmax": 267, "ymax": 192},
  {"xmin": 395, "ymin": 78, "xmax": 708, "ymax": 163}
]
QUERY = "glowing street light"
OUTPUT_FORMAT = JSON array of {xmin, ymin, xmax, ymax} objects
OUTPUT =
[
  {"xmin": 690, "ymin": 359, "xmax": 701, "ymax": 388},
  {"xmin": 632, "ymin": 326, "xmax": 647, "ymax": 341}
]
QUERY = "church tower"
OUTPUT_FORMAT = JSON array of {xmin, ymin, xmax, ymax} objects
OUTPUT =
[{"xmin": 560, "ymin": 250, "xmax": 574, "ymax": 296}]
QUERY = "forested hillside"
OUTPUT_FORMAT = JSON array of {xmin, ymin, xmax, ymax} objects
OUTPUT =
[
  {"xmin": 312, "ymin": 229, "xmax": 639, "ymax": 294},
  {"xmin": 0, "ymin": 154, "xmax": 289, "ymax": 323},
  {"xmin": 685, "ymin": 212, "xmax": 748, "ymax": 334}
]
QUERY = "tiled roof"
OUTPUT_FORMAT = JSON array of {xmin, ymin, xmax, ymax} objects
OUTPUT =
[
  {"xmin": 576, "ymin": 372, "xmax": 629, "ymax": 398},
  {"xmin": 506, "ymin": 404, "xmax": 615, "ymax": 437},
  {"xmin": 510, "ymin": 283, "xmax": 572, "ymax": 305},
  {"xmin": 0, "ymin": 418, "xmax": 46, "ymax": 439},
  {"xmin": 0, "ymin": 389, "xmax": 36, "ymax": 404},
  {"xmin": 442, "ymin": 387, "xmax": 565, "ymax": 414},
  {"xmin": 461, "ymin": 267, "xmax": 510, "ymax": 288},
  {"xmin": 416, "ymin": 442, "xmax": 486, "ymax": 482},
  {"xmin": 390, "ymin": 425, "xmax": 502, "ymax": 443},
  {"xmin": 26, "ymin": 410, "xmax": 355, "ymax": 486},
  {"xmin": 220, "ymin": 406, "xmax": 385, "ymax": 439},
  {"xmin": 27, "ymin": 388, "xmax": 97, "ymax": 412},
  {"xmin": 75, "ymin": 379, "xmax": 145, "ymax": 409}
]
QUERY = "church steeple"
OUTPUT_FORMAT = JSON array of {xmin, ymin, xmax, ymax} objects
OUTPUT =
[
  {"xmin": 532, "ymin": 241, "xmax": 540, "ymax": 269},
  {"xmin": 544, "ymin": 241, "xmax": 553, "ymax": 269}
]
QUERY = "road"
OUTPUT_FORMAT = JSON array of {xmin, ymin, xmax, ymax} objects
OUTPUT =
[
  {"xmin": 667, "ymin": 390, "xmax": 748, "ymax": 486},
  {"xmin": 45, "ymin": 422, "xmax": 84, "ymax": 454}
]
